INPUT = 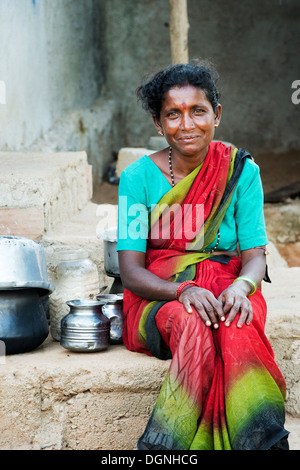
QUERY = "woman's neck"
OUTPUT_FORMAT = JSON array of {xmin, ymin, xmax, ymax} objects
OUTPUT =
[{"xmin": 171, "ymin": 146, "xmax": 209, "ymax": 177}]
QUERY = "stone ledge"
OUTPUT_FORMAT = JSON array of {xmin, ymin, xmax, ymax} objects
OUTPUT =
[
  {"xmin": 0, "ymin": 151, "xmax": 92, "ymax": 234},
  {"xmin": 0, "ymin": 266, "xmax": 299, "ymax": 450},
  {"xmin": 0, "ymin": 340, "xmax": 169, "ymax": 450},
  {"xmin": 264, "ymin": 267, "xmax": 300, "ymax": 418},
  {"xmin": 0, "ymin": 338, "xmax": 299, "ymax": 450},
  {"xmin": 0, "ymin": 206, "xmax": 44, "ymax": 241},
  {"xmin": 116, "ymin": 147, "xmax": 155, "ymax": 177}
]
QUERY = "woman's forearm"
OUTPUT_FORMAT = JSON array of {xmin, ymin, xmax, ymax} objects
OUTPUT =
[
  {"xmin": 121, "ymin": 265, "xmax": 179, "ymax": 300},
  {"xmin": 118, "ymin": 251, "xmax": 179, "ymax": 300},
  {"xmin": 239, "ymin": 255, "xmax": 266, "ymax": 283},
  {"xmin": 234, "ymin": 248, "xmax": 267, "ymax": 295}
]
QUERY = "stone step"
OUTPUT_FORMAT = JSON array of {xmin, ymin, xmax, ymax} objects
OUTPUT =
[
  {"xmin": 0, "ymin": 151, "xmax": 92, "ymax": 240},
  {"xmin": 263, "ymin": 266, "xmax": 300, "ymax": 418},
  {"xmin": 116, "ymin": 147, "xmax": 155, "ymax": 178},
  {"xmin": 0, "ymin": 337, "xmax": 299, "ymax": 450},
  {"xmin": 0, "ymin": 262, "xmax": 299, "ymax": 450},
  {"xmin": 0, "ymin": 340, "xmax": 168, "ymax": 450}
]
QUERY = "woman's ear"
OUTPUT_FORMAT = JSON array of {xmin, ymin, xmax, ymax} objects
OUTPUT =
[
  {"xmin": 152, "ymin": 116, "xmax": 163, "ymax": 135},
  {"xmin": 214, "ymin": 104, "xmax": 222, "ymax": 127}
]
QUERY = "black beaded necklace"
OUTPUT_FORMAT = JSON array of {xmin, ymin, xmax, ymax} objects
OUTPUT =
[{"xmin": 168, "ymin": 146, "xmax": 175, "ymax": 187}]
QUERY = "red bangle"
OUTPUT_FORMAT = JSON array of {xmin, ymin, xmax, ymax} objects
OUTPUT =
[{"xmin": 176, "ymin": 280, "xmax": 198, "ymax": 300}]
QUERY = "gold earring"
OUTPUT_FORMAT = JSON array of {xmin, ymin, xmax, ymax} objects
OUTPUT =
[{"xmin": 158, "ymin": 130, "xmax": 164, "ymax": 136}]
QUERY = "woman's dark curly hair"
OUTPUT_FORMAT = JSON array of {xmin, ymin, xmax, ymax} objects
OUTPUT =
[{"xmin": 136, "ymin": 60, "xmax": 220, "ymax": 120}]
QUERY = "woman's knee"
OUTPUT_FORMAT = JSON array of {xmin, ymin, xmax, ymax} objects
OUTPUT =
[{"xmin": 157, "ymin": 301, "xmax": 212, "ymax": 346}]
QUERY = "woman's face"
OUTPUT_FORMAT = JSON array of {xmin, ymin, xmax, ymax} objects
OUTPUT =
[{"xmin": 154, "ymin": 85, "xmax": 222, "ymax": 159}]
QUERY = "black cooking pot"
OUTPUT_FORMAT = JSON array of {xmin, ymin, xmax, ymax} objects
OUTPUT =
[{"xmin": 0, "ymin": 289, "xmax": 49, "ymax": 355}]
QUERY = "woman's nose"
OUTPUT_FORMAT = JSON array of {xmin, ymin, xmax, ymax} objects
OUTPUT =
[{"xmin": 181, "ymin": 113, "xmax": 195, "ymax": 130}]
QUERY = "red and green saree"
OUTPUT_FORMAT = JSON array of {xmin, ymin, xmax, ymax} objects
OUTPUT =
[{"xmin": 121, "ymin": 143, "xmax": 288, "ymax": 450}]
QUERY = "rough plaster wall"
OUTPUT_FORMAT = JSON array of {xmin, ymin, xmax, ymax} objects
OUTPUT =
[
  {"xmin": 188, "ymin": 0, "xmax": 300, "ymax": 155},
  {"xmin": 103, "ymin": 0, "xmax": 300, "ymax": 155},
  {"xmin": 0, "ymin": 0, "xmax": 103, "ymax": 151},
  {"xmin": 101, "ymin": 0, "xmax": 172, "ymax": 147}
]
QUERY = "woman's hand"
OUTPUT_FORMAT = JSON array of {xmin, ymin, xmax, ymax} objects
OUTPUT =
[
  {"xmin": 215, "ymin": 246, "xmax": 267, "ymax": 328},
  {"xmin": 217, "ymin": 282, "xmax": 253, "ymax": 328},
  {"xmin": 179, "ymin": 286, "xmax": 225, "ymax": 329}
]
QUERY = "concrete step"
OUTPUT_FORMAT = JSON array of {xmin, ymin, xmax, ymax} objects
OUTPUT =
[
  {"xmin": 0, "ymin": 151, "xmax": 92, "ymax": 240},
  {"xmin": 0, "ymin": 339, "xmax": 298, "ymax": 450},
  {"xmin": 0, "ymin": 340, "xmax": 169, "ymax": 450},
  {"xmin": 116, "ymin": 147, "xmax": 155, "ymax": 177},
  {"xmin": 263, "ymin": 266, "xmax": 300, "ymax": 418},
  {"xmin": 0, "ymin": 265, "xmax": 299, "ymax": 450}
]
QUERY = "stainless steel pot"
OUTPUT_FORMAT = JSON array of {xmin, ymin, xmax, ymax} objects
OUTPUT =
[
  {"xmin": 0, "ymin": 236, "xmax": 52, "ymax": 294},
  {"xmin": 0, "ymin": 289, "xmax": 49, "ymax": 354},
  {"xmin": 96, "ymin": 294, "xmax": 124, "ymax": 344},
  {"xmin": 98, "ymin": 228, "xmax": 120, "ymax": 277},
  {"xmin": 60, "ymin": 300, "xmax": 110, "ymax": 352}
]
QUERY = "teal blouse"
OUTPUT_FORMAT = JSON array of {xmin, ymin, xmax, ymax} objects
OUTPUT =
[{"xmin": 117, "ymin": 154, "xmax": 268, "ymax": 253}]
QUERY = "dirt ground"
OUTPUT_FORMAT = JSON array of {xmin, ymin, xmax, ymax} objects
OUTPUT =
[{"xmin": 92, "ymin": 149, "xmax": 300, "ymax": 266}]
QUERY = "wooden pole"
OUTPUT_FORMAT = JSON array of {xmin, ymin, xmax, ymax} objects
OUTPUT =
[{"xmin": 169, "ymin": 0, "xmax": 189, "ymax": 64}]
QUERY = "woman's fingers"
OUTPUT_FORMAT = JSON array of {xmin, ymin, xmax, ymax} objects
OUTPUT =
[
  {"xmin": 181, "ymin": 296, "xmax": 215, "ymax": 326},
  {"xmin": 181, "ymin": 297, "xmax": 193, "ymax": 314},
  {"xmin": 196, "ymin": 298, "xmax": 220, "ymax": 328},
  {"xmin": 180, "ymin": 287, "xmax": 223, "ymax": 328},
  {"xmin": 237, "ymin": 300, "xmax": 253, "ymax": 327},
  {"xmin": 219, "ymin": 294, "xmax": 253, "ymax": 328},
  {"xmin": 180, "ymin": 286, "xmax": 253, "ymax": 329},
  {"xmin": 224, "ymin": 303, "xmax": 241, "ymax": 327}
]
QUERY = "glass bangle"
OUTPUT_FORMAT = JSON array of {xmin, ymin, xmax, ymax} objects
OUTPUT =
[
  {"xmin": 233, "ymin": 276, "xmax": 257, "ymax": 296},
  {"xmin": 176, "ymin": 281, "xmax": 198, "ymax": 300}
]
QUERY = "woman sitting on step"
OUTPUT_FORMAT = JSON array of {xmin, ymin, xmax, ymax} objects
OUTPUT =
[{"xmin": 116, "ymin": 60, "xmax": 289, "ymax": 450}]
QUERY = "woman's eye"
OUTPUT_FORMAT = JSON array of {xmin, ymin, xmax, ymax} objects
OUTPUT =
[
  {"xmin": 194, "ymin": 108, "xmax": 205, "ymax": 114},
  {"xmin": 168, "ymin": 111, "xmax": 178, "ymax": 118}
]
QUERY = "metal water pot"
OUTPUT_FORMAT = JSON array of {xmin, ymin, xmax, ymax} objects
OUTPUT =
[
  {"xmin": 60, "ymin": 300, "xmax": 110, "ymax": 352},
  {"xmin": 98, "ymin": 227, "xmax": 120, "ymax": 277},
  {"xmin": 96, "ymin": 294, "xmax": 124, "ymax": 344}
]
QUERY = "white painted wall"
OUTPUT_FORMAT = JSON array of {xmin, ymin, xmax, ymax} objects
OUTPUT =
[{"xmin": 0, "ymin": 0, "xmax": 103, "ymax": 150}]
